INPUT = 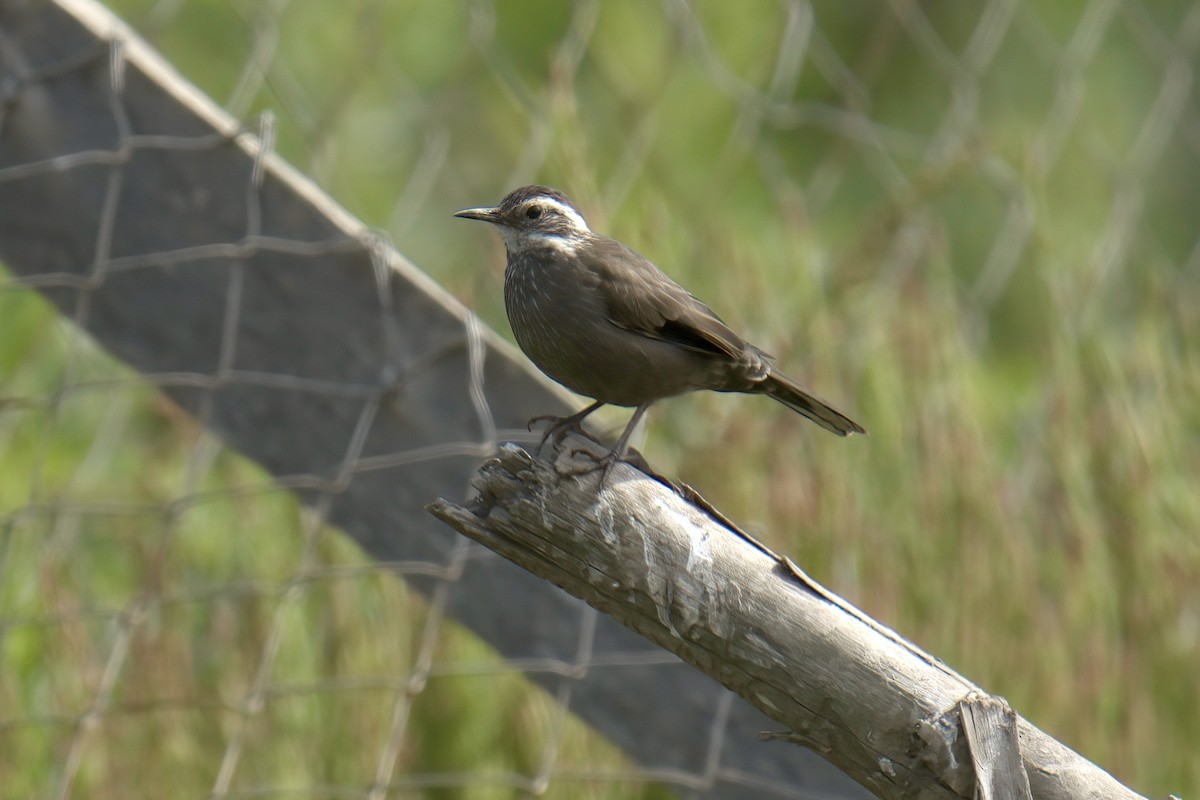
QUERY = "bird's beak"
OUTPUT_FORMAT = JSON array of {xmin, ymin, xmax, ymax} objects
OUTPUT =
[{"xmin": 453, "ymin": 206, "xmax": 499, "ymax": 222}]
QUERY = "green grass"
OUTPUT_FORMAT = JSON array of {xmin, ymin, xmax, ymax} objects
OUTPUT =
[{"xmin": 3, "ymin": 0, "xmax": 1199, "ymax": 797}]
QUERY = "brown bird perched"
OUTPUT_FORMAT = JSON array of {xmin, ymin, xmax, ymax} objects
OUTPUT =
[{"xmin": 455, "ymin": 185, "xmax": 864, "ymax": 464}]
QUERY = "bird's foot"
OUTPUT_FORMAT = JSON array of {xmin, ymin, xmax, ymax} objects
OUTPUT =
[
  {"xmin": 553, "ymin": 401, "xmax": 652, "ymax": 482},
  {"xmin": 561, "ymin": 446, "xmax": 650, "ymax": 483},
  {"xmin": 526, "ymin": 400, "xmax": 606, "ymax": 457},
  {"xmin": 527, "ymin": 413, "xmax": 587, "ymax": 456},
  {"xmin": 561, "ymin": 446, "xmax": 623, "ymax": 480}
]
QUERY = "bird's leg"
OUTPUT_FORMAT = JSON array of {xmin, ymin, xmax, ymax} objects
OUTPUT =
[
  {"xmin": 566, "ymin": 403, "xmax": 652, "ymax": 479},
  {"xmin": 528, "ymin": 399, "xmax": 606, "ymax": 455},
  {"xmin": 610, "ymin": 402, "xmax": 650, "ymax": 458}
]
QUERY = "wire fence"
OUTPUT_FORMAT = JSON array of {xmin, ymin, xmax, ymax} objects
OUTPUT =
[{"xmin": 2, "ymin": 0, "xmax": 1197, "ymax": 798}]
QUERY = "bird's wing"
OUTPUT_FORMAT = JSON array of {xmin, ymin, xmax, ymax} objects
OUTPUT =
[{"xmin": 579, "ymin": 236, "xmax": 750, "ymax": 360}]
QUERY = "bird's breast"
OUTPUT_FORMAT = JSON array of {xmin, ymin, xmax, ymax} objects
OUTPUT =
[
  {"xmin": 504, "ymin": 252, "xmax": 607, "ymax": 374},
  {"xmin": 503, "ymin": 250, "xmax": 727, "ymax": 405}
]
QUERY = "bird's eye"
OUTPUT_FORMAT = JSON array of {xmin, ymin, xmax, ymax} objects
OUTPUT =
[{"xmin": 525, "ymin": 206, "xmax": 542, "ymax": 220}]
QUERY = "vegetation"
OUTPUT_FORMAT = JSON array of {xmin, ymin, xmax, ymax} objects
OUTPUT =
[{"xmin": 2, "ymin": 0, "xmax": 1196, "ymax": 797}]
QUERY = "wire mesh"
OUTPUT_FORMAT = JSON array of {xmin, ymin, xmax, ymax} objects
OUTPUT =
[{"xmin": 1, "ymin": 0, "xmax": 1198, "ymax": 798}]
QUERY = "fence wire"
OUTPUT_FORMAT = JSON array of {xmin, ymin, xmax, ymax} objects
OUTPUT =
[{"xmin": 2, "ymin": 0, "xmax": 1198, "ymax": 798}]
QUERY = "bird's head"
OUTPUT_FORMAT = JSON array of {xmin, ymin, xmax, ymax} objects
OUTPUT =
[{"xmin": 455, "ymin": 185, "xmax": 591, "ymax": 253}]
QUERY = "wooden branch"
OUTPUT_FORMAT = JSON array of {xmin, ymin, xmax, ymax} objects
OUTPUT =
[
  {"xmin": 960, "ymin": 695, "xmax": 1033, "ymax": 800},
  {"xmin": 429, "ymin": 441, "xmax": 1148, "ymax": 800}
]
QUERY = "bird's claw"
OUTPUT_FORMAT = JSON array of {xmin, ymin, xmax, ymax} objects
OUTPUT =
[
  {"xmin": 568, "ymin": 447, "xmax": 607, "ymax": 464},
  {"xmin": 528, "ymin": 412, "xmax": 591, "ymax": 456},
  {"xmin": 526, "ymin": 413, "xmax": 561, "ymax": 432},
  {"xmin": 560, "ymin": 447, "xmax": 624, "ymax": 479}
]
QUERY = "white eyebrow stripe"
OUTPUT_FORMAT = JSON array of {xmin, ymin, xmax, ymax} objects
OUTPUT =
[{"xmin": 536, "ymin": 197, "xmax": 590, "ymax": 232}]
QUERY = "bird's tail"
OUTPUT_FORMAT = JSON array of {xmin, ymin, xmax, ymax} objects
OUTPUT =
[{"xmin": 760, "ymin": 371, "xmax": 865, "ymax": 437}]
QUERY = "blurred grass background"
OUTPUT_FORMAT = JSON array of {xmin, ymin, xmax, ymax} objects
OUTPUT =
[{"xmin": 2, "ymin": 0, "xmax": 1198, "ymax": 797}]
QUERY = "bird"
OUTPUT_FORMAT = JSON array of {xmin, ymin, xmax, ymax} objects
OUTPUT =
[{"xmin": 454, "ymin": 185, "xmax": 864, "ymax": 466}]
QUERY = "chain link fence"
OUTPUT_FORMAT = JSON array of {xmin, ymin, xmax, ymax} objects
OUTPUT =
[{"xmin": 2, "ymin": 0, "xmax": 1197, "ymax": 798}]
